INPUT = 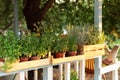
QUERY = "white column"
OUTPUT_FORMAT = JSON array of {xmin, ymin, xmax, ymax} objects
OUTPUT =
[
  {"xmin": 94, "ymin": 56, "xmax": 102, "ymax": 80},
  {"xmin": 79, "ymin": 60, "xmax": 85, "ymax": 80},
  {"xmin": 94, "ymin": 0, "xmax": 103, "ymax": 34},
  {"xmin": 43, "ymin": 66, "xmax": 53, "ymax": 80},
  {"xmin": 64, "ymin": 63, "xmax": 70, "ymax": 80}
]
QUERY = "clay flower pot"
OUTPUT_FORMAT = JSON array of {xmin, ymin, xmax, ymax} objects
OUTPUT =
[
  {"xmin": 29, "ymin": 56, "xmax": 41, "ymax": 61},
  {"xmin": 20, "ymin": 57, "xmax": 29, "ymax": 62},
  {"xmin": 0, "ymin": 58, "xmax": 5, "ymax": 62},
  {"xmin": 54, "ymin": 52, "xmax": 65, "ymax": 58},
  {"xmin": 65, "ymin": 51, "xmax": 77, "ymax": 57}
]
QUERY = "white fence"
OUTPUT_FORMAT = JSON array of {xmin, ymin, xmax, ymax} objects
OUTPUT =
[{"xmin": 0, "ymin": 55, "xmax": 120, "ymax": 80}]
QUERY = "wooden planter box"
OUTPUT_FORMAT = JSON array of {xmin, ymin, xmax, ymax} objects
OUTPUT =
[
  {"xmin": 52, "ymin": 55, "xmax": 85, "ymax": 65},
  {"xmin": 83, "ymin": 44, "xmax": 105, "ymax": 59},
  {"xmin": 0, "ymin": 57, "xmax": 51, "ymax": 72}
]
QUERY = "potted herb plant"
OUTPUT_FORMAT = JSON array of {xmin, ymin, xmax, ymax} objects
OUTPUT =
[
  {"xmin": 0, "ymin": 32, "xmax": 21, "ymax": 71},
  {"xmin": 19, "ymin": 35, "xmax": 31, "ymax": 62},
  {"xmin": 51, "ymin": 35, "xmax": 68, "ymax": 58},
  {"xmin": 28, "ymin": 35, "xmax": 41, "ymax": 60},
  {"xmin": 29, "ymin": 32, "xmax": 52, "ymax": 60},
  {"xmin": 2, "ymin": 33, "xmax": 20, "ymax": 63},
  {"xmin": 66, "ymin": 32, "xmax": 77, "ymax": 57},
  {"xmin": 37, "ymin": 33, "xmax": 51, "ymax": 59},
  {"xmin": 76, "ymin": 24, "xmax": 105, "ymax": 55}
]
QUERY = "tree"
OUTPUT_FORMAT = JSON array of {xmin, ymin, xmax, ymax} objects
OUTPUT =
[
  {"xmin": 0, "ymin": 0, "xmax": 119, "ymax": 42},
  {"xmin": 0, "ymin": 0, "xmax": 24, "ymax": 36},
  {"xmin": 0, "ymin": 0, "xmax": 13, "ymax": 35},
  {"xmin": 23, "ymin": 0, "xmax": 55, "ymax": 33}
]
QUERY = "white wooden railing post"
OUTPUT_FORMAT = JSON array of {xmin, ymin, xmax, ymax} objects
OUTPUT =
[
  {"xmin": 64, "ymin": 63, "xmax": 70, "ymax": 80},
  {"xmin": 25, "ymin": 71, "xmax": 28, "ymax": 80},
  {"xmin": 112, "ymin": 59, "xmax": 118, "ymax": 80},
  {"xmin": 59, "ymin": 64, "xmax": 63, "ymax": 80},
  {"xmin": 43, "ymin": 66, "xmax": 53, "ymax": 80},
  {"xmin": 79, "ymin": 60, "xmax": 85, "ymax": 80},
  {"xmin": 74, "ymin": 61, "xmax": 79, "ymax": 78},
  {"xmin": 94, "ymin": 56, "xmax": 102, "ymax": 80},
  {"xmin": 112, "ymin": 68, "xmax": 118, "ymax": 80},
  {"xmin": 19, "ymin": 71, "xmax": 25, "ymax": 80},
  {"xmin": 34, "ymin": 69, "xmax": 38, "ymax": 80}
]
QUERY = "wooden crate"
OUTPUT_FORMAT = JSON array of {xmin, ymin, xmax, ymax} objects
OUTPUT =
[
  {"xmin": 0, "ymin": 57, "xmax": 51, "ymax": 72},
  {"xmin": 83, "ymin": 44, "xmax": 105, "ymax": 59},
  {"xmin": 52, "ymin": 55, "xmax": 85, "ymax": 65}
]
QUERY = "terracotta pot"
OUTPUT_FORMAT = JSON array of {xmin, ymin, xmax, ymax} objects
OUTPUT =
[
  {"xmin": 0, "ymin": 58, "xmax": 5, "ymax": 62},
  {"xmin": 77, "ymin": 45, "xmax": 84, "ymax": 55},
  {"xmin": 66, "ymin": 51, "xmax": 77, "ymax": 57},
  {"xmin": 54, "ymin": 52, "xmax": 65, "ymax": 58},
  {"xmin": 29, "ymin": 56, "xmax": 40, "ymax": 61},
  {"xmin": 20, "ymin": 57, "xmax": 29, "ymax": 62}
]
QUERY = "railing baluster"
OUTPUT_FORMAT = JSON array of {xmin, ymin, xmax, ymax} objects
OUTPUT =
[
  {"xmin": 74, "ymin": 61, "xmax": 79, "ymax": 79},
  {"xmin": 59, "ymin": 64, "xmax": 63, "ymax": 80},
  {"xmin": 94, "ymin": 56, "xmax": 102, "ymax": 80},
  {"xmin": 79, "ymin": 60, "xmax": 85, "ymax": 80},
  {"xmin": 19, "ymin": 71, "xmax": 25, "ymax": 80},
  {"xmin": 43, "ymin": 66, "xmax": 53, "ymax": 80},
  {"xmin": 34, "ymin": 69, "xmax": 38, "ymax": 80},
  {"xmin": 64, "ymin": 63, "xmax": 70, "ymax": 80},
  {"xmin": 112, "ymin": 59, "xmax": 118, "ymax": 80}
]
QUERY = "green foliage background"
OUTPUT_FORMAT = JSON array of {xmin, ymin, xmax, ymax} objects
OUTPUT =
[
  {"xmin": 0, "ymin": 0, "xmax": 120, "ymax": 42},
  {"xmin": 103, "ymin": 0, "xmax": 120, "ymax": 42}
]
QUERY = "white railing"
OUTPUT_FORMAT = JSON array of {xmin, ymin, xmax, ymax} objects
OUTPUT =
[
  {"xmin": 94, "ymin": 56, "xmax": 120, "ymax": 80},
  {"xmin": 0, "ymin": 55, "xmax": 120, "ymax": 80}
]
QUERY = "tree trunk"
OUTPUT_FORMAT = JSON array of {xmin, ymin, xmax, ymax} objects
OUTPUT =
[{"xmin": 23, "ymin": 0, "xmax": 55, "ymax": 33}]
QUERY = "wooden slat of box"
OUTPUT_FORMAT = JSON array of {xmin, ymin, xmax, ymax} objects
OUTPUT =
[
  {"xmin": 83, "ymin": 44, "xmax": 105, "ymax": 52},
  {"xmin": 85, "ymin": 50, "xmax": 105, "ymax": 59},
  {"xmin": 83, "ymin": 44, "xmax": 105, "ymax": 59}
]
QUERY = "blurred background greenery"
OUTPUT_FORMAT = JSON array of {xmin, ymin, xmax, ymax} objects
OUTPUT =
[{"xmin": 0, "ymin": 0, "xmax": 120, "ymax": 57}]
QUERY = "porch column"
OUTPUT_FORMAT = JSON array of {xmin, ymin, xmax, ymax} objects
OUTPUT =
[
  {"xmin": 13, "ymin": 0, "xmax": 19, "ymax": 37},
  {"xmin": 94, "ymin": 0, "xmax": 103, "ymax": 34}
]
